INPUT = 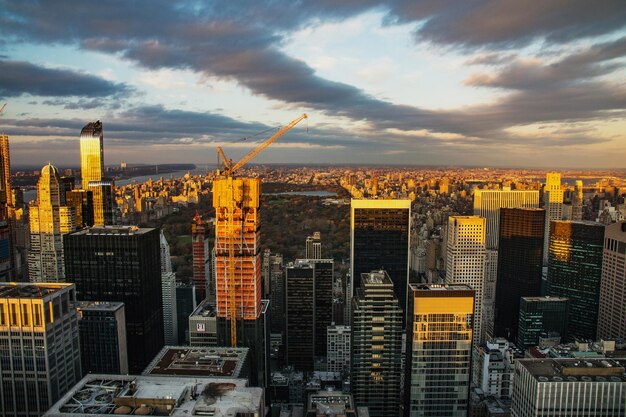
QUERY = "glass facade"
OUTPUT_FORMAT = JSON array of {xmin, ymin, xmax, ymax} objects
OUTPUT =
[{"xmin": 517, "ymin": 296, "xmax": 569, "ymax": 350}]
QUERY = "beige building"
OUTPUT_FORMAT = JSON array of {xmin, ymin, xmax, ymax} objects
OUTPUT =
[
  {"xmin": 543, "ymin": 172, "xmax": 564, "ymax": 264},
  {"xmin": 597, "ymin": 221, "xmax": 626, "ymax": 340}
]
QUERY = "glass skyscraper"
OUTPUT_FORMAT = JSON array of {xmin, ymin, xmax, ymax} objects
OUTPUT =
[
  {"xmin": 546, "ymin": 221, "xmax": 604, "ymax": 341},
  {"xmin": 79, "ymin": 121, "xmax": 113, "ymax": 226},
  {"xmin": 517, "ymin": 296, "xmax": 569, "ymax": 350}
]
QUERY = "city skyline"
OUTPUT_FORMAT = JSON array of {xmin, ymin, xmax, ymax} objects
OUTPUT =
[{"xmin": 1, "ymin": 1, "xmax": 625, "ymax": 168}]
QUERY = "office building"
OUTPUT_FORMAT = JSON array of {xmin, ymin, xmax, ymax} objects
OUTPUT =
[
  {"xmin": 473, "ymin": 189, "xmax": 540, "ymax": 249},
  {"xmin": 351, "ymin": 271, "xmax": 403, "ymax": 417},
  {"xmin": 306, "ymin": 389, "xmax": 369, "ymax": 417},
  {"xmin": 285, "ymin": 259, "xmax": 334, "ymax": 371},
  {"xmin": 44, "ymin": 375, "xmax": 263, "ymax": 417},
  {"xmin": 0, "ymin": 135, "xmax": 13, "ymax": 280},
  {"xmin": 28, "ymin": 164, "xmax": 76, "ymax": 282},
  {"xmin": 191, "ymin": 211, "xmax": 211, "ymax": 301},
  {"xmin": 351, "ymin": 199, "xmax": 410, "ymax": 315},
  {"xmin": 80, "ymin": 121, "xmax": 113, "ymax": 226},
  {"xmin": 0, "ymin": 283, "xmax": 81, "ymax": 417},
  {"xmin": 405, "ymin": 284, "xmax": 474, "ymax": 417},
  {"xmin": 543, "ymin": 172, "xmax": 564, "ymax": 263},
  {"xmin": 64, "ymin": 226, "xmax": 164, "ymax": 374},
  {"xmin": 476, "ymin": 338, "xmax": 517, "ymax": 399},
  {"xmin": 511, "ymin": 358, "xmax": 626, "ymax": 417},
  {"xmin": 517, "ymin": 296, "xmax": 569, "ymax": 350},
  {"xmin": 482, "ymin": 249, "xmax": 498, "ymax": 341},
  {"xmin": 189, "ymin": 298, "xmax": 218, "ymax": 346},
  {"xmin": 306, "ymin": 231, "xmax": 322, "ymax": 259},
  {"xmin": 77, "ymin": 301, "xmax": 128, "ymax": 375},
  {"xmin": 495, "ymin": 208, "xmax": 545, "ymax": 340},
  {"xmin": 161, "ymin": 271, "xmax": 177, "ymax": 345},
  {"xmin": 160, "ymin": 230, "xmax": 172, "ymax": 274},
  {"xmin": 597, "ymin": 221, "xmax": 626, "ymax": 340},
  {"xmin": 327, "ymin": 324, "xmax": 351, "ymax": 373},
  {"xmin": 144, "ymin": 346, "xmax": 249, "ymax": 380},
  {"xmin": 572, "ymin": 180, "xmax": 583, "ymax": 221},
  {"xmin": 546, "ymin": 221, "xmax": 604, "ymax": 341},
  {"xmin": 267, "ymin": 253, "xmax": 285, "ymax": 334},
  {"xmin": 445, "ymin": 216, "xmax": 485, "ymax": 350},
  {"xmin": 65, "ymin": 189, "xmax": 93, "ymax": 228},
  {"xmin": 176, "ymin": 282, "xmax": 196, "ymax": 344}
]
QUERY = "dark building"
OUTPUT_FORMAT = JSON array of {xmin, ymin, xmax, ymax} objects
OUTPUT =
[
  {"xmin": 268, "ymin": 254, "xmax": 285, "ymax": 335},
  {"xmin": 517, "ymin": 296, "xmax": 569, "ymax": 349},
  {"xmin": 351, "ymin": 200, "xmax": 410, "ymax": 318},
  {"xmin": 176, "ymin": 282, "xmax": 197, "ymax": 344},
  {"xmin": 546, "ymin": 221, "xmax": 605, "ymax": 341},
  {"xmin": 351, "ymin": 271, "xmax": 403, "ymax": 417},
  {"xmin": 66, "ymin": 189, "xmax": 94, "ymax": 228},
  {"xmin": 495, "ymin": 208, "xmax": 545, "ymax": 340},
  {"xmin": 77, "ymin": 301, "xmax": 128, "ymax": 374},
  {"xmin": 285, "ymin": 259, "xmax": 334, "ymax": 371},
  {"xmin": 63, "ymin": 226, "xmax": 164, "ymax": 373},
  {"xmin": 87, "ymin": 180, "xmax": 115, "ymax": 226}
]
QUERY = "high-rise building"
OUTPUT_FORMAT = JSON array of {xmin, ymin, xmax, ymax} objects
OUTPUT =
[
  {"xmin": 597, "ymin": 221, "xmax": 626, "ymax": 340},
  {"xmin": 572, "ymin": 180, "xmax": 584, "ymax": 221},
  {"xmin": 191, "ymin": 211, "xmax": 211, "ymax": 301},
  {"xmin": 77, "ymin": 301, "xmax": 128, "ymax": 375},
  {"xmin": 543, "ymin": 173, "xmax": 564, "ymax": 264},
  {"xmin": 517, "ymin": 296, "xmax": 569, "ymax": 350},
  {"xmin": 189, "ymin": 298, "xmax": 218, "ymax": 346},
  {"xmin": 28, "ymin": 164, "xmax": 76, "ymax": 282},
  {"xmin": 0, "ymin": 283, "xmax": 82, "ymax": 417},
  {"xmin": 351, "ymin": 271, "xmax": 403, "ymax": 417},
  {"xmin": 79, "ymin": 121, "xmax": 113, "ymax": 226},
  {"xmin": 63, "ymin": 226, "xmax": 164, "ymax": 373},
  {"xmin": 351, "ymin": 199, "xmax": 410, "ymax": 315},
  {"xmin": 495, "ymin": 208, "xmax": 545, "ymax": 340},
  {"xmin": 482, "ymin": 249, "xmax": 498, "ymax": 341},
  {"xmin": 445, "ymin": 216, "xmax": 485, "ymax": 350},
  {"xmin": 511, "ymin": 358, "xmax": 626, "ymax": 417},
  {"xmin": 176, "ymin": 282, "xmax": 197, "ymax": 344},
  {"xmin": 0, "ymin": 135, "xmax": 14, "ymax": 280},
  {"xmin": 65, "ymin": 189, "xmax": 94, "ymax": 228},
  {"xmin": 268, "ymin": 253, "xmax": 284, "ymax": 335},
  {"xmin": 327, "ymin": 324, "xmax": 350, "ymax": 374},
  {"xmin": 546, "ymin": 221, "xmax": 604, "ymax": 341},
  {"xmin": 473, "ymin": 189, "xmax": 540, "ymax": 249},
  {"xmin": 405, "ymin": 284, "xmax": 474, "ymax": 417},
  {"xmin": 306, "ymin": 231, "xmax": 322, "ymax": 259},
  {"xmin": 159, "ymin": 231, "xmax": 177, "ymax": 345}
]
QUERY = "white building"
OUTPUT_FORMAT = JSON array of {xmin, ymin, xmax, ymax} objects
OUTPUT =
[{"xmin": 597, "ymin": 221, "xmax": 626, "ymax": 340}]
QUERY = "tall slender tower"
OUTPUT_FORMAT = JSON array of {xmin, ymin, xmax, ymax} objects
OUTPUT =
[
  {"xmin": 28, "ymin": 164, "xmax": 76, "ymax": 281},
  {"xmin": 0, "ymin": 135, "xmax": 13, "ymax": 280},
  {"xmin": 543, "ymin": 172, "xmax": 564, "ymax": 263},
  {"xmin": 192, "ymin": 211, "xmax": 210, "ymax": 302},
  {"xmin": 572, "ymin": 180, "xmax": 584, "ymax": 221},
  {"xmin": 445, "ymin": 216, "xmax": 486, "ymax": 351},
  {"xmin": 80, "ymin": 121, "xmax": 113, "ymax": 226}
]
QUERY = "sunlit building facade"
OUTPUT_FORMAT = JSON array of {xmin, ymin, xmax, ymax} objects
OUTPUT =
[
  {"xmin": 597, "ymin": 221, "xmax": 626, "ymax": 340},
  {"xmin": 80, "ymin": 121, "xmax": 113, "ymax": 226},
  {"xmin": 406, "ymin": 284, "xmax": 474, "ymax": 417},
  {"xmin": 543, "ymin": 173, "xmax": 564, "ymax": 264}
]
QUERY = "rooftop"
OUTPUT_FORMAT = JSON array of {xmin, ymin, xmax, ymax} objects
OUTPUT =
[
  {"xmin": 44, "ymin": 375, "xmax": 262, "ymax": 417},
  {"xmin": 520, "ymin": 358, "xmax": 626, "ymax": 383},
  {"xmin": 143, "ymin": 347, "xmax": 248, "ymax": 378},
  {"xmin": 71, "ymin": 226, "xmax": 154, "ymax": 236},
  {"xmin": 190, "ymin": 299, "xmax": 216, "ymax": 318},
  {"xmin": 77, "ymin": 301, "xmax": 124, "ymax": 312},
  {"xmin": 361, "ymin": 270, "xmax": 391, "ymax": 285},
  {"xmin": 0, "ymin": 283, "xmax": 72, "ymax": 299},
  {"xmin": 410, "ymin": 283, "xmax": 473, "ymax": 292}
]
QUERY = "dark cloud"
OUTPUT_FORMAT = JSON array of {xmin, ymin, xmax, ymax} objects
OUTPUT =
[{"xmin": 0, "ymin": 60, "xmax": 131, "ymax": 98}]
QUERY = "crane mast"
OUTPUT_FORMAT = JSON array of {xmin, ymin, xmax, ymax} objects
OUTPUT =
[{"xmin": 214, "ymin": 113, "xmax": 308, "ymax": 347}]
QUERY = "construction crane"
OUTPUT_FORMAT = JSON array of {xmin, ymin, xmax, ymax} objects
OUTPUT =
[
  {"xmin": 214, "ymin": 113, "xmax": 307, "ymax": 347},
  {"xmin": 0, "ymin": 104, "xmax": 6, "ymax": 116}
]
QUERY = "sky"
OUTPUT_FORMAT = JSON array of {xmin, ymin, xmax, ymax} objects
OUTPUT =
[{"xmin": 1, "ymin": 1, "xmax": 626, "ymax": 169}]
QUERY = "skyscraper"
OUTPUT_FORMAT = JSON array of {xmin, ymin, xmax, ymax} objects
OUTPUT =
[
  {"xmin": 351, "ymin": 271, "xmax": 403, "ymax": 417},
  {"xmin": 445, "ymin": 216, "xmax": 486, "ymax": 350},
  {"xmin": 0, "ymin": 283, "xmax": 82, "ymax": 417},
  {"xmin": 79, "ymin": 121, "xmax": 113, "ymax": 226},
  {"xmin": 327, "ymin": 324, "xmax": 351, "ymax": 373},
  {"xmin": 306, "ymin": 231, "xmax": 322, "ymax": 259},
  {"xmin": 517, "ymin": 296, "xmax": 569, "ymax": 350},
  {"xmin": 191, "ymin": 211, "xmax": 211, "ymax": 302},
  {"xmin": 495, "ymin": 208, "xmax": 545, "ymax": 340},
  {"xmin": 176, "ymin": 282, "xmax": 197, "ymax": 344},
  {"xmin": 65, "ymin": 189, "xmax": 94, "ymax": 228},
  {"xmin": 351, "ymin": 199, "xmax": 410, "ymax": 314},
  {"xmin": 543, "ymin": 172, "xmax": 564, "ymax": 263},
  {"xmin": 0, "ymin": 134, "xmax": 13, "ymax": 280},
  {"xmin": 473, "ymin": 189, "xmax": 540, "ymax": 249},
  {"xmin": 63, "ymin": 226, "xmax": 164, "ymax": 373},
  {"xmin": 77, "ymin": 301, "xmax": 128, "ymax": 375},
  {"xmin": 159, "ymin": 231, "xmax": 177, "ymax": 345},
  {"xmin": 597, "ymin": 221, "xmax": 626, "ymax": 340},
  {"xmin": 405, "ymin": 284, "xmax": 474, "ymax": 417},
  {"xmin": 546, "ymin": 221, "xmax": 604, "ymax": 341},
  {"xmin": 572, "ymin": 180, "xmax": 584, "ymax": 221},
  {"xmin": 28, "ymin": 164, "xmax": 76, "ymax": 282}
]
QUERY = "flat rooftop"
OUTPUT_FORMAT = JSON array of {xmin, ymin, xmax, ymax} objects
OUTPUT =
[
  {"xmin": 77, "ymin": 301, "xmax": 124, "ymax": 312},
  {"xmin": 71, "ymin": 226, "xmax": 154, "ymax": 236},
  {"xmin": 190, "ymin": 299, "xmax": 216, "ymax": 318},
  {"xmin": 410, "ymin": 283, "xmax": 473, "ymax": 292},
  {"xmin": 143, "ymin": 346, "xmax": 247, "ymax": 378},
  {"xmin": 44, "ymin": 375, "xmax": 262, "ymax": 417},
  {"xmin": 0, "ymin": 283, "xmax": 72, "ymax": 299},
  {"xmin": 521, "ymin": 296, "xmax": 569, "ymax": 302},
  {"xmin": 520, "ymin": 358, "xmax": 626, "ymax": 383},
  {"xmin": 361, "ymin": 270, "xmax": 391, "ymax": 285}
]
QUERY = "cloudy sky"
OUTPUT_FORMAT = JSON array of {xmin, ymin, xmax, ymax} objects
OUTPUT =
[{"xmin": 1, "ymin": 1, "xmax": 625, "ymax": 168}]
